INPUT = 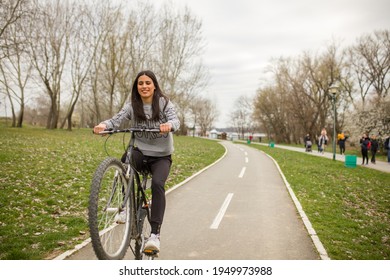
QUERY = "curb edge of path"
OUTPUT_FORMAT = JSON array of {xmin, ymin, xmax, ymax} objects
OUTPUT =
[
  {"xmin": 261, "ymin": 150, "xmax": 331, "ymax": 260},
  {"xmin": 53, "ymin": 143, "xmax": 229, "ymax": 260}
]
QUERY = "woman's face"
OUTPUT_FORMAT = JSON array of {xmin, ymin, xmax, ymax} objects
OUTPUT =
[{"xmin": 137, "ymin": 74, "xmax": 155, "ymax": 103}]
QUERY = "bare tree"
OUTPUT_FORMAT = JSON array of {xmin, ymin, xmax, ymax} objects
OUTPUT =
[
  {"xmin": 0, "ymin": 0, "xmax": 29, "ymax": 54},
  {"xmin": 97, "ymin": 2, "xmax": 160, "ymax": 119},
  {"xmin": 27, "ymin": 0, "xmax": 73, "ymax": 129},
  {"xmin": 101, "ymin": 33, "xmax": 123, "ymax": 117},
  {"xmin": 347, "ymin": 29, "xmax": 390, "ymax": 110},
  {"xmin": 155, "ymin": 4, "xmax": 208, "ymax": 135},
  {"xmin": 230, "ymin": 95, "xmax": 254, "ymax": 139},
  {"xmin": 1, "ymin": 1, "xmax": 209, "ymax": 130},
  {"xmin": 197, "ymin": 98, "xmax": 218, "ymax": 136},
  {"xmin": 0, "ymin": 20, "xmax": 32, "ymax": 127},
  {"xmin": 254, "ymin": 86, "xmax": 290, "ymax": 143},
  {"xmin": 0, "ymin": 0, "xmax": 31, "ymax": 127},
  {"xmin": 0, "ymin": 62, "xmax": 17, "ymax": 125},
  {"xmin": 0, "ymin": 0, "xmax": 32, "ymax": 127},
  {"xmin": 254, "ymin": 43, "xmax": 345, "ymax": 143},
  {"xmin": 117, "ymin": 2, "xmax": 159, "ymax": 108},
  {"xmin": 84, "ymin": 1, "xmax": 122, "ymax": 125},
  {"xmin": 189, "ymin": 96, "xmax": 218, "ymax": 136},
  {"xmin": 82, "ymin": 2, "xmax": 209, "ymax": 132},
  {"xmin": 342, "ymin": 30, "xmax": 390, "ymax": 140},
  {"xmin": 83, "ymin": 1, "xmax": 158, "ymax": 126},
  {"xmin": 300, "ymin": 44, "xmax": 346, "ymax": 138},
  {"xmin": 60, "ymin": 1, "xmax": 101, "ymax": 130}
]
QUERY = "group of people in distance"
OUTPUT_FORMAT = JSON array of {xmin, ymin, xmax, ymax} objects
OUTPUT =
[
  {"xmin": 304, "ymin": 128, "xmax": 390, "ymax": 165},
  {"xmin": 303, "ymin": 128, "xmax": 333, "ymax": 155}
]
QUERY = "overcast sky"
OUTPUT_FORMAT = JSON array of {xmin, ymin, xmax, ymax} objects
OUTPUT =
[{"xmin": 157, "ymin": 0, "xmax": 390, "ymax": 128}]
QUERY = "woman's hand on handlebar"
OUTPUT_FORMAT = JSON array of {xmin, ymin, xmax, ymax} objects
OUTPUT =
[
  {"xmin": 93, "ymin": 123, "xmax": 107, "ymax": 135},
  {"xmin": 93, "ymin": 123, "xmax": 172, "ymax": 135},
  {"xmin": 159, "ymin": 122, "xmax": 172, "ymax": 134}
]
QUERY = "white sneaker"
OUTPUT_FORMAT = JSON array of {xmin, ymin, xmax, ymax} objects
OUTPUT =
[
  {"xmin": 114, "ymin": 210, "xmax": 126, "ymax": 224},
  {"xmin": 144, "ymin": 234, "xmax": 160, "ymax": 253}
]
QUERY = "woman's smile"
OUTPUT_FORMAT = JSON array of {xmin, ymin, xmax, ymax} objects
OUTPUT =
[{"xmin": 138, "ymin": 74, "xmax": 156, "ymax": 103}]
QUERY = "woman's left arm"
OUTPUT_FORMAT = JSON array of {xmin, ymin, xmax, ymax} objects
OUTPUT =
[{"xmin": 163, "ymin": 100, "xmax": 181, "ymax": 132}]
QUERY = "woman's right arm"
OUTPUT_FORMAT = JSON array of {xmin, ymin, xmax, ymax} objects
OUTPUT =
[
  {"xmin": 93, "ymin": 123, "xmax": 107, "ymax": 134},
  {"xmin": 94, "ymin": 103, "xmax": 132, "ymax": 134},
  {"xmin": 104, "ymin": 103, "xmax": 132, "ymax": 129}
]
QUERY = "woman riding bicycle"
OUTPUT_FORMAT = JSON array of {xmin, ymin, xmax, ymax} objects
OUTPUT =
[{"xmin": 93, "ymin": 70, "xmax": 180, "ymax": 255}]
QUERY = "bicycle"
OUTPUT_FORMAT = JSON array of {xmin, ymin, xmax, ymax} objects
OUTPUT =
[{"xmin": 88, "ymin": 127, "xmax": 161, "ymax": 260}]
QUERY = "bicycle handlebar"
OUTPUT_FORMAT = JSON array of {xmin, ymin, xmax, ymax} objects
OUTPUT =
[{"xmin": 97, "ymin": 127, "xmax": 173, "ymax": 135}]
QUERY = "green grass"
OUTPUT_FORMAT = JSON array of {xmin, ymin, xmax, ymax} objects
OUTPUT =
[
  {"xmin": 2, "ymin": 124, "xmax": 389, "ymax": 260},
  {"xmin": 0, "ymin": 126, "xmax": 225, "ymax": 259},
  {"xmin": 245, "ymin": 143, "xmax": 390, "ymax": 260}
]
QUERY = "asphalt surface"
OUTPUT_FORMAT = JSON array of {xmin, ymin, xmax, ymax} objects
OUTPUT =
[
  {"xmin": 58, "ymin": 140, "xmax": 324, "ymax": 260},
  {"xmin": 159, "ymin": 141, "xmax": 320, "ymax": 260}
]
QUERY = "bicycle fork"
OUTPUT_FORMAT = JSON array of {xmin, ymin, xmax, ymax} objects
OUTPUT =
[{"xmin": 102, "ymin": 170, "xmax": 122, "ymax": 214}]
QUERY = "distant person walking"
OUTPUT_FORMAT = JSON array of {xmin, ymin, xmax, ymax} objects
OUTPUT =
[
  {"xmin": 370, "ymin": 135, "xmax": 379, "ymax": 164},
  {"xmin": 360, "ymin": 133, "xmax": 370, "ymax": 165},
  {"xmin": 384, "ymin": 136, "xmax": 390, "ymax": 164},
  {"xmin": 337, "ymin": 132, "xmax": 348, "ymax": 155},
  {"xmin": 318, "ymin": 128, "xmax": 328, "ymax": 154}
]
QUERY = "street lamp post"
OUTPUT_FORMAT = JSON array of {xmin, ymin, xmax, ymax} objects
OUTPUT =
[{"xmin": 328, "ymin": 83, "xmax": 339, "ymax": 161}]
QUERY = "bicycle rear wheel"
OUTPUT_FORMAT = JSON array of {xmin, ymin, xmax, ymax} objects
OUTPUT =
[{"xmin": 88, "ymin": 158, "xmax": 133, "ymax": 260}]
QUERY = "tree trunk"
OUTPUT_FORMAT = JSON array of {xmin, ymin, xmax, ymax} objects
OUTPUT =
[{"xmin": 16, "ymin": 102, "xmax": 24, "ymax": 127}]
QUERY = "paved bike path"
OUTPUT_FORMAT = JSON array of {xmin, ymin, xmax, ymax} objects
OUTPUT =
[
  {"xmin": 59, "ymin": 141, "xmax": 322, "ymax": 260},
  {"xmin": 158, "ymin": 141, "xmax": 320, "ymax": 260}
]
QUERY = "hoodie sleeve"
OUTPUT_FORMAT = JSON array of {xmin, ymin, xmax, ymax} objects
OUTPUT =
[
  {"xmin": 164, "ymin": 100, "xmax": 180, "ymax": 132},
  {"xmin": 102, "ymin": 103, "xmax": 133, "ymax": 129}
]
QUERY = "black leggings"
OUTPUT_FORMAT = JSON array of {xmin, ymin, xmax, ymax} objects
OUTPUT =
[
  {"xmin": 147, "ymin": 155, "xmax": 171, "ymax": 234},
  {"xmin": 361, "ymin": 149, "xmax": 368, "ymax": 164},
  {"xmin": 124, "ymin": 150, "xmax": 172, "ymax": 234},
  {"xmin": 371, "ymin": 150, "xmax": 377, "ymax": 163},
  {"xmin": 339, "ymin": 142, "xmax": 345, "ymax": 154}
]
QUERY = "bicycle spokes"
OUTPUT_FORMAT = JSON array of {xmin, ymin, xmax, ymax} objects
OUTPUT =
[{"xmin": 89, "ymin": 158, "xmax": 133, "ymax": 259}]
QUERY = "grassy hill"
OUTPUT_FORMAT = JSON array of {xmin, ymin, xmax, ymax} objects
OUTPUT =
[{"xmin": 0, "ymin": 126, "xmax": 225, "ymax": 259}]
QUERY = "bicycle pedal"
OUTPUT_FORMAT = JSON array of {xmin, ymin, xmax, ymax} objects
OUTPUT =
[{"xmin": 143, "ymin": 249, "xmax": 159, "ymax": 257}]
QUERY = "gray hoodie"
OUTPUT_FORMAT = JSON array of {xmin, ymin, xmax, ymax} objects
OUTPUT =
[{"xmin": 102, "ymin": 98, "xmax": 180, "ymax": 157}]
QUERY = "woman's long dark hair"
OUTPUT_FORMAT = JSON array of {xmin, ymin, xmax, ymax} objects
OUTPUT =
[{"xmin": 131, "ymin": 70, "xmax": 169, "ymax": 121}]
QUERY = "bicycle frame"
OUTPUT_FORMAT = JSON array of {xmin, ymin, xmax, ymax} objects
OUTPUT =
[{"xmin": 98, "ymin": 128, "xmax": 159, "ymax": 258}]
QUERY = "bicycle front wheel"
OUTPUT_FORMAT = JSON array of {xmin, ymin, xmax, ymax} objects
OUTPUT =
[{"xmin": 88, "ymin": 158, "xmax": 133, "ymax": 260}]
